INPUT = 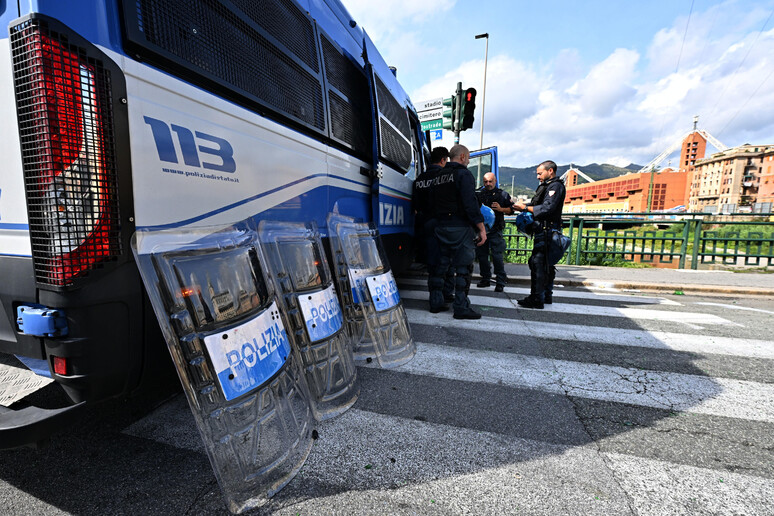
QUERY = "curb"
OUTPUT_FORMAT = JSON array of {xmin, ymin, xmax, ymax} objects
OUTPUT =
[
  {"xmin": 494, "ymin": 276, "xmax": 774, "ymax": 297},
  {"xmin": 399, "ymin": 269, "xmax": 774, "ymax": 297},
  {"xmin": 552, "ymin": 279, "xmax": 774, "ymax": 297}
]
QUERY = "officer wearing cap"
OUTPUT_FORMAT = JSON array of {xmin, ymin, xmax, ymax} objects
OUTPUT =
[
  {"xmin": 426, "ymin": 144, "xmax": 487, "ymax": 319},
  {"xmin": 413, "ymin": 146, "xmax": 454, "ymax": 304},
  {"xmin": 475, "ymin": 172, "xmax": 512, "ymax": 292},
  {"xmin": 512, "ymin": 160, "xmax": 566, "ymax": 309}
]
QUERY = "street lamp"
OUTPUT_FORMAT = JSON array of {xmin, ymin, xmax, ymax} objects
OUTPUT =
[{"xmin": 475, "ymin": 33, "xmax": 489, "ymax": 151}]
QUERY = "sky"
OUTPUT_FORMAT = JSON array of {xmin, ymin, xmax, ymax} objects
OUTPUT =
[{"xmin": 344, "ymin": 0, "xmax": 774, "ymax": 168}]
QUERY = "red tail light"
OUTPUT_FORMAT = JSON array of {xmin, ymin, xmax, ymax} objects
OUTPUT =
[
  {"xmin": 11, "ymin": 19, "xmax": 121, "ymax": 287},
  {"xmin": 52, "ymin": 356, "xmax": 69, "ymax": 376}
]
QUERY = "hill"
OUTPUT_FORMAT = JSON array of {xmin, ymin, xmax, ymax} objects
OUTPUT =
[{"xmin": 499, "ymin": 162, "xmax": 643, "ymax": 196}]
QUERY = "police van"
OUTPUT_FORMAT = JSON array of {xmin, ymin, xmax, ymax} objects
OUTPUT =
[{"xmin": 0, "ymin": 0, "xmax": 423, "ymax": 447}]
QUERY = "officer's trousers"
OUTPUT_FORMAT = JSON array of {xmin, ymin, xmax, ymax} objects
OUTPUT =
[
  {"xmin": 476, "ymin": 230, "xmax": 507, "ymax": 286},
  {"xmin": 527, "ymin": 234, "xmax": 555, "ymax": 301},
  {"xmin": 424, "ymin": 218, "xmax": 455, "ymax": 298},
  {"xmin": 429, "ymin": 225, "xmax": 475, "ymax": 313}
]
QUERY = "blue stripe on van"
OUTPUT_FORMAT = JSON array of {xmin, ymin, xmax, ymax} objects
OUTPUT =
[
  {"xmin": 137, "ymin": 173, "xmax": 369, "ymax": 230},
  {"xmin": 0, "ymin": 223, "xmax": 29, "ymax": 230}
]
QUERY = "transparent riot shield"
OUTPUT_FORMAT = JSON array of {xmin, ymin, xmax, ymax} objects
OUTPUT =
[
  {"xmin": 326, "ymin": 213, "xmax": 372, "ymax": 361},
  {"xmin": 256, "ymin": 220, "xmax": 358, "ymax": 421},
  {"xmin": 132, "ymin": 224, "xmax": 314, "ymax": 514},
  {"xmin": 327, "ymin": 214, "xmax": 415, "ymax": 368}
]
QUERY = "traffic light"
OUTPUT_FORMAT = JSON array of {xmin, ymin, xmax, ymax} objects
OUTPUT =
[
  {"xmin": 460, "ymin": 87, "xmax": 477, "ymax": 130},
  {"xmin": 442, "ymin": 96, "xmax": 456, "ymax": 130}
]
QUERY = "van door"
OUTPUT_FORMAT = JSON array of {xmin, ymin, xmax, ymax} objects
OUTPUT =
[
  {"xmin": 469, "ymin": 146, "xmax": 500, "ymax": 189},
  {"xmin": 363, "ymin": 33, "xmax": 416, "ymax": 270}
]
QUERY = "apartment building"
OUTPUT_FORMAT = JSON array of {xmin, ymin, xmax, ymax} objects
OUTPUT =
[{"xmin": 690, "ymin": 144, "xmax": 774, "ymax": 213}]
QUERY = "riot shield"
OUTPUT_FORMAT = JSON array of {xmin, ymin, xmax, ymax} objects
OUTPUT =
[
  {"xmin": 132, "ymin": 224, "xmax": 314, "ymax": 513},
  {"xmin": 326, "ymin": 213, "xmax": 371, "ymax": 360},
  {"xmin": 256, "ymin": 220, "xmax": 358, "ymax": 421},
  {"xmin": 327, "ymin": 214, "xmax": 415, "ymax": 368}
]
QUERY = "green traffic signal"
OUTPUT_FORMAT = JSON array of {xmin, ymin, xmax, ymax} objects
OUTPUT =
[{"xmin": 442, "ymin": 96, "xmax": 456, "ymax": 130}]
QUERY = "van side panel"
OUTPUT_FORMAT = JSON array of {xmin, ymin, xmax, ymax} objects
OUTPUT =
[
  {"xmin": 0, "ymin": 39, "xmax": 31, "ymax": 258},
  {"xmin": 122, "ymin": 54, "xmax": 350, "ymax": 231}
]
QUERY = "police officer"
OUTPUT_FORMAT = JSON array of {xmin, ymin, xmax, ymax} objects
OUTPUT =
[
  {"xmin": 413, "ymin": 147, "xmax": 454, "ymax": 305},
  {"xmin": 475, "ymin": 172, "xmax": 512, "ymax": 292},
  {"xmin": 512, "ymin": 160, "xmax": 566, "ymax": 309},
  {"xmin": 426, "ymin": 144, "xmax": 487, "ymax": 319}
]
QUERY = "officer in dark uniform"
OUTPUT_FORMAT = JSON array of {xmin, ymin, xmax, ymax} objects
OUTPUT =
[
  {"xmin": 512, "ymin": 160, "xmax": 566, "ymax": 309},
  {"xmin": 426, "ymin": 144, "xmax": 487, "ymax": 319},
  {"xmin": 413, "ymin": 147, "xmax": 454, "ymax": 304},
  {"xmin": 475, "ymin": 172, "xmax": 512, "ymax": 292}
]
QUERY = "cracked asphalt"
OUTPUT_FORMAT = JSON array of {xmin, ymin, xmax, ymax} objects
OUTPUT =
[{"xmin": 1, "ymin": 285, "xmax": 773, "ymax": 515}]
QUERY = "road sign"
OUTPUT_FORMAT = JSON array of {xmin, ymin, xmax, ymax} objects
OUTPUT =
[
  {"xmin": 431, "ymin": 129, "xmax": 443, "ymax": 140},
  {"xmin": 416, "ymin": 98, "xmax": 443, "ymax": 112},
  {"xmin": 418, "ymin": 108, "xmax": 442, "ymax": 122},
  {"xmin": 417, "ymin": 99, "xmax": 443, "ymax": 130},
  {"xmin": 421, "ymin": 119, "xmax": 442, "ymax": 131}
]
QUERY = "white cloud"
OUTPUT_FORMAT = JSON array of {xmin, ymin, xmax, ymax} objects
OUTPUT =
[
  {"xmin": 637, "ymin": 71, "xmax": 701, "ymax": 114},
  {"xmin": 356, "ymin": 0, "xmax": 774, "ymax": 167},
  {"xmin": 344, "ymin": 0, "xmax": 457, "ymax": 41},
  {"xmin": 571, "ymin": 48, "xmax": 639, "ymax": 117},
  {"xmin": 411, "ymin": 54, "xmax": 543, "ymax": 134},
  {"xmin": 498, "ymin": 4, "xmax": 774, "ymax": 166},
  {"xmin": 604, "ymin": 156, "xmax": 635, "ymax": 168}
]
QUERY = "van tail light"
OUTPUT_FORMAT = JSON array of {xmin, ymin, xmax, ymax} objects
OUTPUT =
[
  {"xmin": 52, "ymin": 356, "xmax": 69, "ymax": 376},
  {"xmin": 10, "ymin": 18, "xmax": 121, "ymax": 287}
]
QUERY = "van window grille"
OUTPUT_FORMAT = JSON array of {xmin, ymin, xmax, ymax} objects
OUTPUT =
[
  {"xmin": 379, "ymin": 119, "xmax": 412, "ymax": 172},
  {"xmin": 124, "ymin": 0, "xmax": 326, "ymax": 133},
  {"xmin": 230, "ymin": 0, "xmax": 318, "ymax": 73},
  {"xmin": 374, "ymin": 74, "xmax": 411, "ymax": 172},
  {"xmin": 320, "ymin": 35, "xmax": 372, "ymax": 160},
  {"xmin": 374, "ymin": 74, "xmax": 409, "ymax": 137}
]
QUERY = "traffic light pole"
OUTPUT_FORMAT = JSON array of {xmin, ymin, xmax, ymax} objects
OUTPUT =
[{"xmin": 454, "ymin": 81, "xmax": 462, "ymax": 144}]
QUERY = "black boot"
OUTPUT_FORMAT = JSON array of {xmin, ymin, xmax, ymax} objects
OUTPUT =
[{"xmin": 517, "ymin": 295, "xmax": 544, "ymax": 309}]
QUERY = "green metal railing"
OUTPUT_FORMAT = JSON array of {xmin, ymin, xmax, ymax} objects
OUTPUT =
[{"xmin": 503, "ymin": 212, "xmax": 774, "ymax": 269}]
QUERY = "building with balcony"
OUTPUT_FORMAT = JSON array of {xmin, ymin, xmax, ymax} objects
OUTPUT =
[{"xmin": 690, "ymin": 144, "xmax": 774, "ymax": 213}]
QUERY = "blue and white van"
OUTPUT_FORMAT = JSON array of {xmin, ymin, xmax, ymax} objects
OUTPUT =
[{"xmin": 0, "ymin": 0, "xmax": 423, "ymax": 447}]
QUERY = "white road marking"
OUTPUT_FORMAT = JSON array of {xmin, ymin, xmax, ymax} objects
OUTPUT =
[
  {"xmin": 398, "ymin": 277, "xmax": 682, "ymax": 305},
  {"xmin": 399, "ymin": 290, "xmax": 738, "ymax": 326},
  {"xmin": 694, "ymin": 302, "xmax": 774, "ymax": 315},
  {"xmin": 381, "ymin": 342, "xmax": 774, "ymax": 423},
  {"xmin": 405, "ymin": 308, "xmax": 774, "ymax": 360},
  {"xmin": 602, "ymin": 452, "xmax": 774, "ymax": 514}
]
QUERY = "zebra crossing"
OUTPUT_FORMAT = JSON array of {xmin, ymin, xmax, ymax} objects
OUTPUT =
[{"xmin": 123, "ymin": 279, "xmax": 774, "ymax": 515}]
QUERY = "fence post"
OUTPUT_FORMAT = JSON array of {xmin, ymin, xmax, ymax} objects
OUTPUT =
[
  {"xmin": 574, "ymin": 217, "xmax": 585, "ymax": 265},
  {"xmin": 678, "ymin": 221, "xmax": 690, "ymax": 269},
  {"xmin": 691, "ymin": 218, "xmax": 703, "ymax": 270},
  {"xmin": 567, "ymin": 217, "xmax": 576, "ymax": 264}
]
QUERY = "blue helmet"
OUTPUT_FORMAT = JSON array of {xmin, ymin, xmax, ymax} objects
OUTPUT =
[
  {"xmin": 480, "ymin": 205, "xmax": 495, "ymax": 231},
  {"xmin": 515, "ymin": 211, "xmax": 539, "ymax": 235}
]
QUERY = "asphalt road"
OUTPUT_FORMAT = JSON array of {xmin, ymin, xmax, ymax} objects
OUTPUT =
[{"xmin": 1, "ymin": 281, "xmax": 773, "ymax": 515}]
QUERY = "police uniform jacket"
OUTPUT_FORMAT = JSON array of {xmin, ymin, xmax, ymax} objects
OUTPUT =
[
  {"xmin": 528, "ymin": 177, "xmax": 566, "ymax": 231},
  {"xmin": 427, "ymin": 162, "xmax": 484, "ymax": 228},
  {"xmin": 412, "ymin": 164, "xmax": 443, "ymax": 217},
  {"xmin": 476, "ymin": 186, "xmax": 511, "ymax": 233}
]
